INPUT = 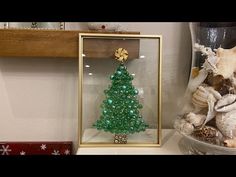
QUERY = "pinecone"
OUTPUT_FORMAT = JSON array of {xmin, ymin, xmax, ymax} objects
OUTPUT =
[{"xmin": 192, "ymin": 126, "xmax": 219, "ymax": 144}]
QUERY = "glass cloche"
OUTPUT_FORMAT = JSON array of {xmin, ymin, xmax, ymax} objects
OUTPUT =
[{"xmin": 175, "ymin": 22, "xmax": 236, "ymax": 154}]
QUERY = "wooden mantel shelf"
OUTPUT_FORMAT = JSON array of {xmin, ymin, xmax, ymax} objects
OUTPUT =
[{"xmin": 0, "ymin": 29, "xmax": 140, "ymax": 59}]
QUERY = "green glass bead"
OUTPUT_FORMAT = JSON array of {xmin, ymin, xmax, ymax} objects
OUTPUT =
[
  {"xmin": 110, "ymin": 75, "xmax": 114, "ymax": 80},
  {"xmin": 117, "ymin": 71, "xmax": 122, "ymax": 75},
  {"xmin": 134, "ymin": 89, "xmax": 139, "ymax": 95},
  {"xmin": 122, "ymin": 85, "xmax": 127, "ymax": 89},
  {"xmin": 121, "ymin": 95, "xmax": 126, "ymax": 99},
  {"xmin": 107, "ymin": 99, "xmax": 113, "ymax": 104},
  {"xmin": 119, "ymin": 66, "xmax": 125, "ymax": 70},
  {"xmin": 129, "ymin": 110, "xmax": 134, "ymax": 114},
  {"xmin": 103, "ymin": 110, "xmax": 107, "ymax": 115}
]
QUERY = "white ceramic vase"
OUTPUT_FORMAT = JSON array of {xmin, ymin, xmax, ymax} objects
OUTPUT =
[{"xmin": 87, "ymin": 22, "xmax": 121, "ymax": 32}]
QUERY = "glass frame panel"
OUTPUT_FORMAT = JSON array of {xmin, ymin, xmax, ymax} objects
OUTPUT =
[{"xmin": 78, "ymin": 33, "xmax": 162, "ymax": 147}]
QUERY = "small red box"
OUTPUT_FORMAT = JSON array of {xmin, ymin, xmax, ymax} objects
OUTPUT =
[{"xmin": 0, "ymin": 142, "xmax": 72, "ymax": 155}]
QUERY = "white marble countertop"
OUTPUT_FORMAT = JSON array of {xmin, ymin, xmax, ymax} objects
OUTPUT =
[{"xmin": 77, "ymin": 129, "xmax": 184, "ymax": 155}]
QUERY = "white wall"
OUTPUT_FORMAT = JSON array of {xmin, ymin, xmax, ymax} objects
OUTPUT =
[{"xmin": 0, "ymin": 22, "xmax": 191, "ymax": 151}]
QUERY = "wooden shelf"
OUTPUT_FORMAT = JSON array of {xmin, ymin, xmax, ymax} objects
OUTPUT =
[{"xmin": 0, "ymin": 29, "xmax": 140, "ymax": 59}]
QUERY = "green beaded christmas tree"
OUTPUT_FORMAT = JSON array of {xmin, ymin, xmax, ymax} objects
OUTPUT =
[{"xmin": 93, "ymin": 48, "xmax": 148, "ymax": 144}]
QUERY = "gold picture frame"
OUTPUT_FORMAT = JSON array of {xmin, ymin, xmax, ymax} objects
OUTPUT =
[{"xmin": 78, "ymin": 33, "xmax": 162, "ymax": 147}]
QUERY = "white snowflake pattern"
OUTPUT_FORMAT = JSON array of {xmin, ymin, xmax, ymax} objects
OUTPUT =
[
  {"xmin": 64, "ymin": 149, "xmax": 70, "ymax": 155},
  {"xmin": 0, "ymin": 145, "xmax": 12, "ymax": 155},
  {"xmin": 40, "ymin": 144, "xmax": 47, "ymax": 150},
  {"xmin": 51, "ymin": 150, "xmax": 60, "ymax": 155},
  {"xmin": 20, "ymin": 151, "xmax": 26, "ymax": 155}
]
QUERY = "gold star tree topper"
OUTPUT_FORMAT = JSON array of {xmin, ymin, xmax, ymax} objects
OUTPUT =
[{"xmin": 114, "ymin": 48, "xmax": 128, "ymax": 62}]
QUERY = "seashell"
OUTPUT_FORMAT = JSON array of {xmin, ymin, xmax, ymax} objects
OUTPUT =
[
  {"xmin": 205, "ymin": 74, "xmax": 233, "ymax": 95},
  {"xmin": 192, "ymin": 126, "xmax": 223, "ymax": 145},
  {"xmin": 229, "ymin": 73, "xmax": 236, "ymax": 94},
  {"xmin": 216, "ymin": 110, "xmax": 236, "ymax": 138},
  {"xmin": 215, "ymin": 46, "xmax": 236, "ymax": 79},
  {"xmin": 192, "ymin": 86, "xmax": 209, "ymax": 108},
  {"xmin": 218, "ymin": 79, "xmax": 234, "ymax": 96},
  {"xmin": 202, "ymin": 55, "xmax": 219, "ymax": 74},
  {"xmin": 224, "ymin": 138, "xmax": 236, "ymax": 148},
  {"xmin": 194, "ymin": 43, "xmax": 216, "ymax": 57},
  {"xmin": 204, "ymin": 94, "xmax": 217, "ymax": 125},
  {"xmin": 174, "ymin": 118, "xmax": 186, "ymax": 130},
  {"xmin": 174, "ymin": 118, "xmax": 194, "ymax": 135},
  {"xmin": 194, "ymin": 43, "xmax": 218, "ymax": 74},
  {"xmin": 192, "ymin": 86, "xmax": 221, "ymax": 125},
  {"xmin": 204, "ymin": 72, "xmax": 215, "ymax": 86},
  {"xmin": 192, "ymin": 86, "xmax": 218, "ymax": 108},
  {"xmin": 215, "ymin": 94, "xmax": 236, "ymax": 112},
  {"xmin": 181, "ymin": 122, "xmax": 194, "ymax": 135},
  {"xmin": 185, "ymin": 112, "xmax": 206, "ymax": 127},
  {"xmin": 205, "ymin": 86, "xmax": 222, "ymax": 100},
  {"xmin": 196, "ymin": 44, "xmax": 236, "ymax": 79}
]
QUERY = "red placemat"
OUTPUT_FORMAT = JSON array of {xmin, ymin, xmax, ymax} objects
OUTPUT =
[{"xmin": 0, "ymin": 142, "xmax": 72, "ymax": 155}]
